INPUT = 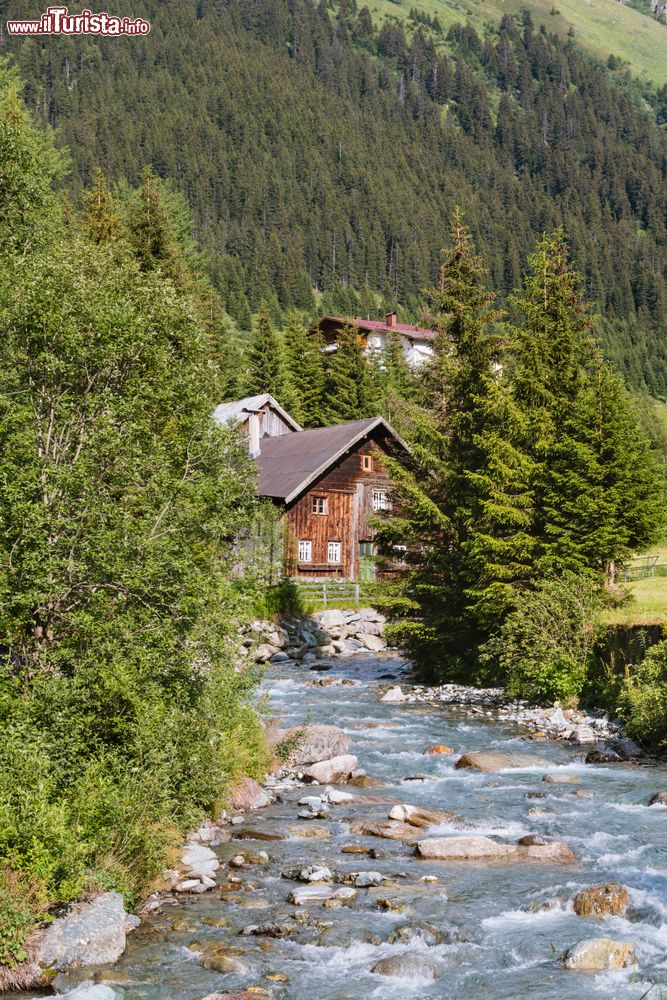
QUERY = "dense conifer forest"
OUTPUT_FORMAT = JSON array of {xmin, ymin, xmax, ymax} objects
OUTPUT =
[{"xmin": 5, "ymin": 0, "xmax": 667, "ymax": 392}]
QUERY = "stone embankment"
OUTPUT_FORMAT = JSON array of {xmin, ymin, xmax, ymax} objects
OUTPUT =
[{"xmin": 242, "ymin": 608, "xmax": 388, "ymax": 664}]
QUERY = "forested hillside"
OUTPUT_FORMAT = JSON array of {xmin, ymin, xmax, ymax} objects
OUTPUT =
[{"xmin": 5, "ymin": 0, "xmax": 667, "ymax": 391}]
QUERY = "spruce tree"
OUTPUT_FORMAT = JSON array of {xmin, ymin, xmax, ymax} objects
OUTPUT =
[
  {"xmin": 510, "ymin": 231, "xmax": 664, "ymax": 586},
  {"xmin": 322, "ymin": 324, "xmax": 378, "ymax": 424},
  {"xmin": 379, "ymin": 212, "xmax": 513, "ymax": 677},
  {"xmin": 245, "ymin": 306, "xmax": 298, "ymax": 411},
  {"xmin": 283, "ymin": 314, "xmax": 326, "ymax": 426}
]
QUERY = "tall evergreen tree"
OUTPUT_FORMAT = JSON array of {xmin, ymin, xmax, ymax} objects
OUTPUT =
[
  {"xmin": 283, "ymin": 314, "xmax": 326, "ymax": 426},
  {"xmin": 322, "ymin": 324, "xmax": 378, "ymax": 423},
  {"xmin": 245, "ymin": 306, "xmax": 297, "ymax": 411},
  {"xmin": 379, "ymin": 213, "xmax": 510, "ymax": 677},
  {"xmin": 510, "ymin": 231, "xmax": 664, "ymax": 585}
]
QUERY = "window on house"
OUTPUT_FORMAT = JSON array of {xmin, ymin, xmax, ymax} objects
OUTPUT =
[
  {"xmin": 298, "ymin": 540, "xmax": 312, "ymax": 563},
  {"xmin": 372, "ymin": 489, "xmax": 391, "ymax": 511},
  {"xmin": 362, "ymin": 455, "xmax": 373, "ymax": 472},
  {"xmin": 359, "ymin": 541, "xmax": 375, "ymax": 558},
  {"xmin": 312, "ymin": 496, "xmax": 328, "ymax": 515},
  {"xmin": 393, "ymin": 544, "xmax": 407, "ymax": 565},
  {"xmin": 327, "ymin": 541, "xmax": 342, "ymax": 564}
]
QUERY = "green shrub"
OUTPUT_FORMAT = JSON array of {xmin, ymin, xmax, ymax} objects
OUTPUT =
[
  {"xmin": 617, "ymin": 640, "xmax": 667, "ymax": 749},
  {"xmin": 482, "ymin": 572, "xmax": 605, "ymax": 703}
]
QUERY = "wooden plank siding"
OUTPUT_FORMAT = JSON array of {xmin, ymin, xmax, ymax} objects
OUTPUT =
[{"xmin": 285, "ymin": 438, "xmax": 395, "ymax": 580}]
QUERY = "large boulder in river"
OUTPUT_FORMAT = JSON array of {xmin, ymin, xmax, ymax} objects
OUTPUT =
[
  {"xmin": 349, "ymin": 819, "xmax": 422, "ymax": 842},
  {"xmin": 416, "ymin": 835, "xmax": 518, "ymax": 860},
  {"xmin": 388, "ymin": 804, "xmax": 453, "ymax": 828},
  {"xmin": 455, "ymin": 751, "xmax": 550, "ymax": 772},
  {"xmin": 573, "ymin": 884, "xmax": 629, "ymax": 917},
  {"xmin": 516, "ymin": 839, "xmax": 576, "ymax": 863},
  {"xmin": 649, "ymin": 791, "xmax": 667, "ymax": 806},
  {"xmin": 35, "ymin": 892, "xmax": 131, "ymax": 974},
  {"xmin": 564, "ymin": 937, "xmax": 635, "ymax": 971},
  {"xmin": 371, "ymin": 954, "xmax": 440, "ymax": 980},
  {"xmin": 304, "ymin": 754, "xmax": 358, "ymax": 784},
  {"xmin": 279, "ymin": 724, "xmax": 350, "ymax": 766},
  {"xmin": 230, "ymin": 777, "xmax": 272, "ymax": 812}
]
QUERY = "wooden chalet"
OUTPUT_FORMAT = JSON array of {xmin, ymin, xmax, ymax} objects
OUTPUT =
[
  {"xmin": 315, "ymin": 311, "xmax": 437, "ymax": 367},
  {"xmin": 215, "ymin": 394, "xmax": 409, "ymax": 581}
]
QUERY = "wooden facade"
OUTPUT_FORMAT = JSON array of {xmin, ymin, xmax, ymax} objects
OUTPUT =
[
  {"xmin": 285, "ymin": 438, "xmax": 396, "ymax": 580},
  {"xmin": 215, "ymin": 395, "xmax": 409, "ymax": 582}
]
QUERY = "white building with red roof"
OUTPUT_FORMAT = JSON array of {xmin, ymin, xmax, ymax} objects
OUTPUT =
[{"xmin": 314, "ymin": 311, "xmax": 437, "ymax": 367}]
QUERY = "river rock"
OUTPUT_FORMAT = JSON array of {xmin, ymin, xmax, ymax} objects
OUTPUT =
[
  {"xmin": 649, "ymin": 791, "xmax": 667, "ymax": 806},
  {"xmin": 542, "ymin": 773, "xmax": 581, "ymax": 784},
  {"xmin": 516, "ymin": 839, "xmax": 577, "ymax": 863},
  {"xmin": 371, "ymin": 954, "xmax": 440, "ymax": 980},
  {"xmin": 381, "ymin": 686, "xmax": 406, "ymax": 703},
  {"xmin": 585, "ymin": 746, "xmax": 623, "ymax": 764},
  {"xmin": 564, "ymin": 937, "xmax": 635, "ymax": 971},
  {"xmin": 317, "ymin": 610, "xmax": 347, "ymax": 629},
  {"xmin": 350, "ymin": 819, "xmax": 421, "ymax": 842},
  {"xmin": 304, "ymin": 754, "xmax": 358, "ymax": 783},
  {"xmin": 454, "ymin": 751, "xmax": 550, "ymax": 772},
  {"xmin": 198, "ymin": 943, "xmax": 248, "ymax": 974},
  {"xmin": 35, "ymin": 892, "xmax": 131, "ymax": 974},
  {"xmin": 425, "ymin": 744, "xmax": 453, "ymax": 754},
  {"xmin": 573, "ymin": 884, "xmax": 629, "ymax": 917},
  {"xmin": 325, "ymin": 787, "xmax": 355, "ymax": 804},
  {"xmin": 254, "ymin": 643, "xmax": 278, "ymax": 663},
  {"xmin": 388, "ymin": 804, "xmax": 453, "ymax": 828},
  {"xmin": 416, "ymin": 835, "xmax": 517, "ymax": 860},
  {"xmin": 279, "ymin": 724, "xmax": 351, "ymax": 766},
  {"xmin": 229, "ymin": 777, "xmax": 272, "ymax": 812},
  {"xmin": 359, "ymin": 633, "xmax": 386, "ymax": 652},
  {"xmin": 56, "ymin": 987, "xmax": 120, "ymax": 1000},
  {"xmin": 353, "ymin": 871, "xmax": 384, "ymax": 887},
  {"xmin": 288, "ymin": 884, "xmax": 336, "ymax": 905}
]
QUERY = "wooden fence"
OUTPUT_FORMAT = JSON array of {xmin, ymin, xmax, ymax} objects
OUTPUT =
[{"xmin": 288, "ymin": 577, "xmax": 372, "ymax": 607}]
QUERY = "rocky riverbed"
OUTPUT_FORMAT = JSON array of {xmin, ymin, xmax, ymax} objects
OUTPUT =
[{"xmin": 13, "ymin": 650, "xmax": 667, "ymax": 1000}]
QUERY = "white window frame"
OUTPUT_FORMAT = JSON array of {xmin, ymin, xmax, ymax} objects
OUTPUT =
[
  {"xmin": 298, "ymin": 539, "xmax": 312, "ymax": 563},
  {"xmin": 327, "ymin": 540, "xmax": 342, "ymax": 564},
  {"xmin": 372, "ymin": 489, "xmax": 391, "ymax": 511},
  {"xmin": 312, "ymin": 496, "xmax": 328, "ymax": 515}
]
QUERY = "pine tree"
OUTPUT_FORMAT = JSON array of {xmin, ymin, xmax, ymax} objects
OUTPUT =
[
  {"xmin": 283, "ymin": 314, "xmax": 326, "ymax": 426},
  {"xmin": 245, "ymin": 306, "xmax": 297, "ymax": 411},
  {"xmin": 322, "ymin": 324, "xmax": 378, "ymax": 423},
  {"xmin": 126, "ymin": 170, "xmax": 186, "ymax": 286},
  {"xmin": 511, "ymin": 231, "xmax": 664, "ymax": 586},
  {"xmin": 379, "ymin": 212, "xmax": 510, "ymax": 677}
]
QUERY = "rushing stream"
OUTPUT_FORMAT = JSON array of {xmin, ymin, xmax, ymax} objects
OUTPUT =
[{"xmin": 39, "ymin": 653, "xmax": 667, "ymax": 999}]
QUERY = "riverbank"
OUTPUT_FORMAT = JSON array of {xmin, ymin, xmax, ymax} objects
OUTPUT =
[{"xmin": 13, "ymin": 649, "xmax": 667, "ymax": 1000}]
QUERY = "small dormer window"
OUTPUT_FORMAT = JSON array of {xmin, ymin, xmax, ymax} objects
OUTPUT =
[
  {"xmin": 362, "ymin": 455, "xmax": 373, "ymax": 472},
  {"xmin": 312, "ymin": 496, "xmax": 328, "ymax": 515}
]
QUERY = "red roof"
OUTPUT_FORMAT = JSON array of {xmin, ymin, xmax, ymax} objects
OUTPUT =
[{"xmin": 319, "ymin": 315, "xmax": 438, "ymax": 343}]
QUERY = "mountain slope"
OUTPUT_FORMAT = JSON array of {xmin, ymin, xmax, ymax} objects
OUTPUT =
[
  {"xmin": 370, "ymin": 0, "xmax": 667, "ymax": 85},
  {"xmin": 3, "ymin": 0, "xmax": 667, "ymax": 391}
]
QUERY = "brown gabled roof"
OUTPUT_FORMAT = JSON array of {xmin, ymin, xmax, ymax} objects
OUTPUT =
[
  {"xmin": 318, "ymin": 315, "xmax": 439, "ymax": 343},
  {"xmin": 256, "ymin": 416, "xmax": 409, "ymax": 504}
]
